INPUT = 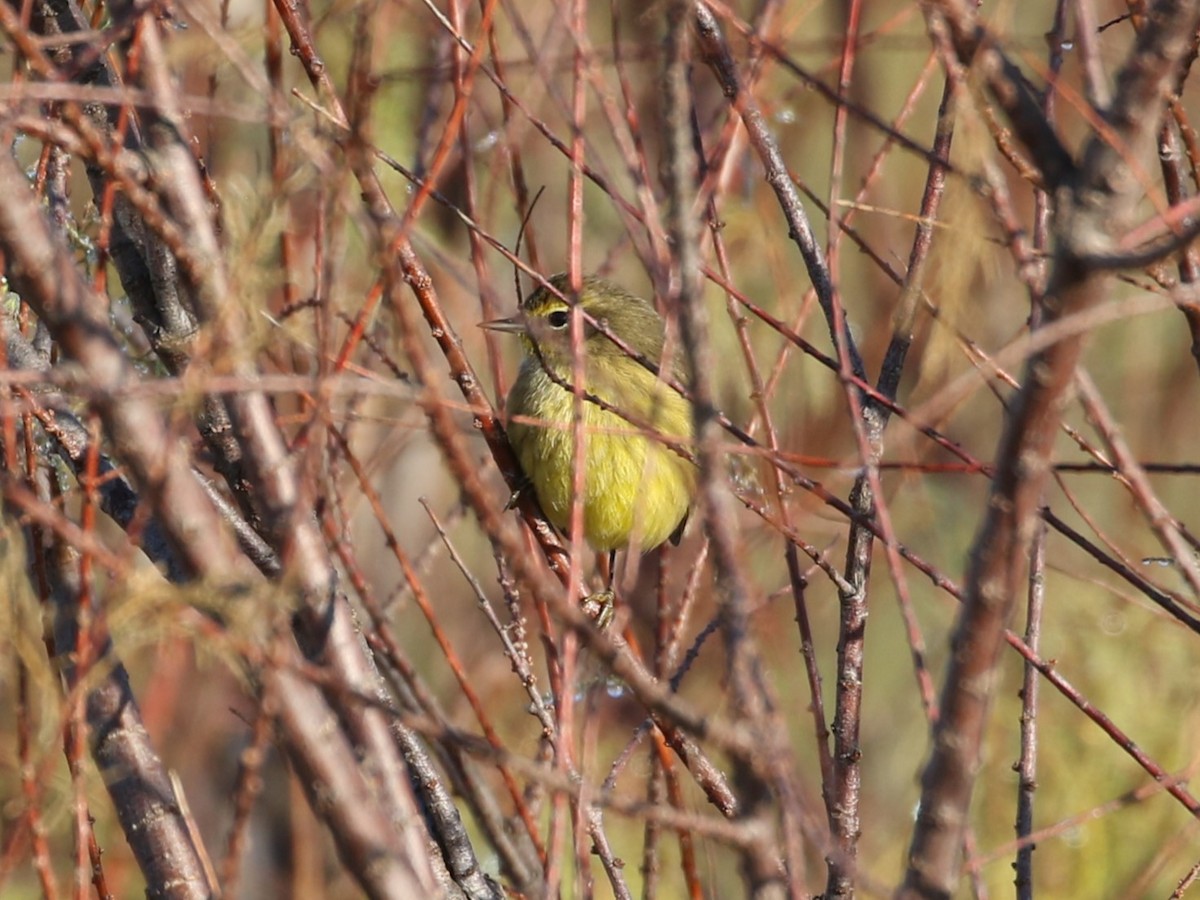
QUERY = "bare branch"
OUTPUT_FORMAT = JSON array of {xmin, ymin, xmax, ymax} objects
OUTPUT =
[{"xmin": 902, "ymin": 2, "xmax": 1200, "ymax": 895}]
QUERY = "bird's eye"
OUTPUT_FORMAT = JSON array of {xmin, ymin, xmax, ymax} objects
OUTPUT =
[{"xmin": 547, "ymin": 310, "xmax": 569, "ymax": 329}]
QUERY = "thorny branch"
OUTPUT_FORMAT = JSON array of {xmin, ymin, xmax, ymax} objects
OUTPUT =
[
  {"xmin": 2, "ymin": 0, "xmax": 1200, "ymax": 898},
  {"xmin": 902, "ymin": 0, "xmax": 1200, "ymax": 896}
]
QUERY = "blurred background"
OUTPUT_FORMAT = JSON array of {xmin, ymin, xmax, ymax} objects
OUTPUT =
[{"xmin": 2, "ymin": 0, "xmax": 1199, "ymax": 897}]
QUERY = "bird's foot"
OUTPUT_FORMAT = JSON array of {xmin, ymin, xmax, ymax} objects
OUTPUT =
[{"xmin": 580, "ymin": 589, "xmax": 615, "ymax": 631}]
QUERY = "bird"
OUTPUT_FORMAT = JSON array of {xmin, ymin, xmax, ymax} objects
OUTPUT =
[{"xmin": 481, "ymin": 273, "xmax": 696, "ymax": 575}]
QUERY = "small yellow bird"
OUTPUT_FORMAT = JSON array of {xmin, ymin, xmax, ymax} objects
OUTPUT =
[{"xmin": 482, "ymin": 273, "xmax": 696, "ymax": 559}]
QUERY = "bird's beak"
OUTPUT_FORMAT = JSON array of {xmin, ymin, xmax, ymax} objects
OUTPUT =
[{"xmin": 478, "ymin": 315, "xmax": 526, "ymax": 334}]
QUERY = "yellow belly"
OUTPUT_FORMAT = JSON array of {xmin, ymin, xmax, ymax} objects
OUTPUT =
[{"xmin": 507, "ymin": 362, "xmax": 695, "ymax": 552}]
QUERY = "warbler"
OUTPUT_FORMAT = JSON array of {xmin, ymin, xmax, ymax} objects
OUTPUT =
[{"xmin": 482, "ymin": 273, "xmax": 696, "ymax": 557}]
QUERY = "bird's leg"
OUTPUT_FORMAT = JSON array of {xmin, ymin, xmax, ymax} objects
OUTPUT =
[
  {"xmin": 580, "ymin": 549, "xmax": 617, "ymax": 631},
  {"xmin": 503, "ymin": 473, "xmax": 534, "ymax": 511}
]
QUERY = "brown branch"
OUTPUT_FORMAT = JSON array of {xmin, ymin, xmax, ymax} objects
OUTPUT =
[
  {"xmin": 666, "ymin": 4, "xmax": 790, "ymax": 894},
  {"xmin": 16, "ymin": 0, "xmax": 262, "ymax": 526},
  {"xmin": 121, "ymin": 9, "xmax": 438, "ymax": 880},
  {"xmin": 1013, "ymin": 520, "xmax": 1046, "ymax": 900},
  {"xmin": 0, "ymin": 141, "xmax": 436, "ymax": 900},
  {"xmin": 44, "ymin": 541, "xmax": 214, "ymax": 900},
  {"xmin": 920, "ymin": 0, "xmax": 1075, "ymax": 188},
  {"xmin": 693, "ymin": 1, "xmax": 865, "ymax": 384},
  {"xmin": 901, "ymin": 1, "xmax": 1200, "ymax": 895}
]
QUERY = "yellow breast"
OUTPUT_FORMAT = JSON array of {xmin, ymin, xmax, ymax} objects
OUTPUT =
[{"xmin": 506, "ymin": 359, "xmax": 695, "ymax": 552}]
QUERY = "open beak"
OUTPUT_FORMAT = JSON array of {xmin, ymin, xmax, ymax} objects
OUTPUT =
[{"xmin": 478, "ymin": 315, "xmax": 526, "ymax": 334}]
